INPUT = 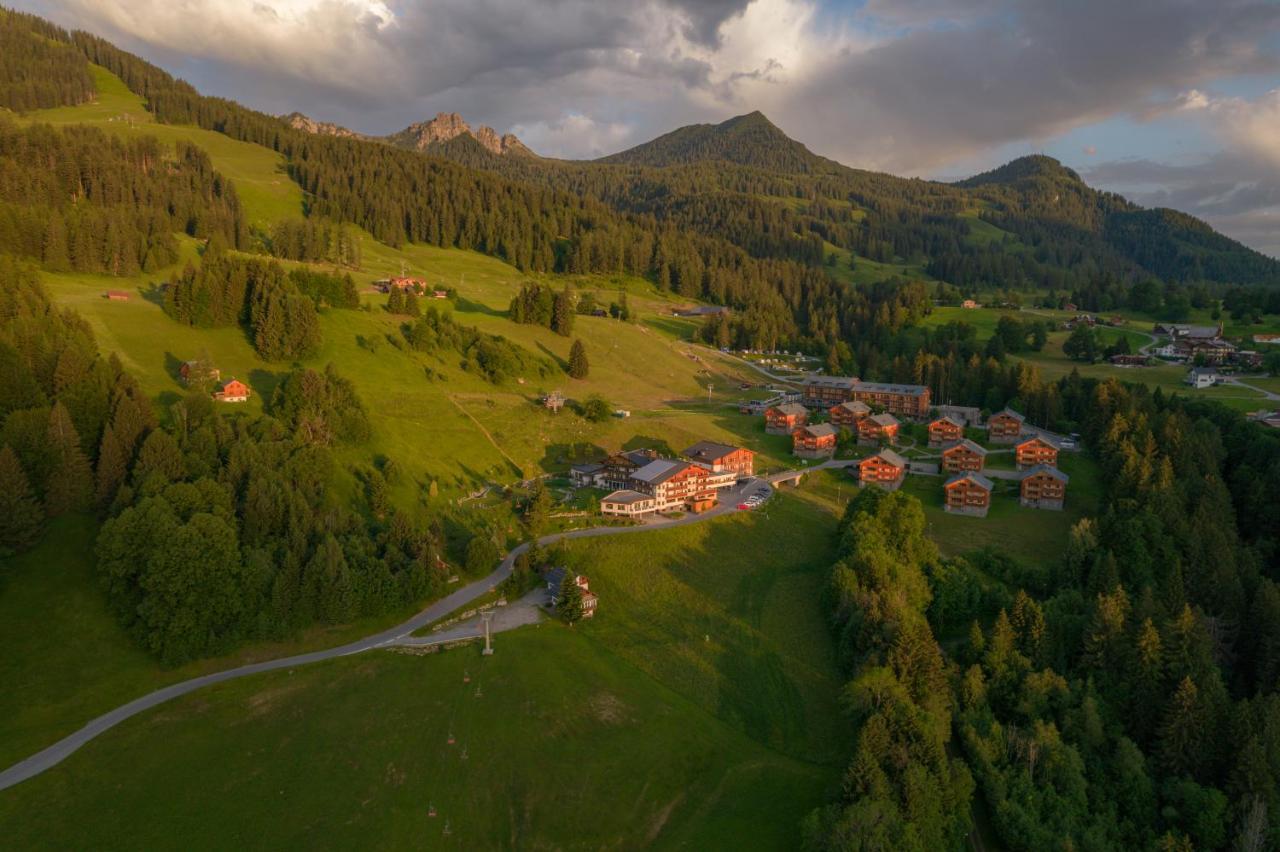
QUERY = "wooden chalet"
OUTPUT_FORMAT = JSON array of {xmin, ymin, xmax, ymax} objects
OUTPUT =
[
  {"xmin": 941, "ymin": 439, "xmax": 987, "ymax": 473},
  {"xmin": 857, "ymin": 412, "xmax": 900, "ymax": 446},
  {"xmin": 765, "ymin": 403, "xmax": 808, "ymax": 435},
  {"xmin": 682, "ymin": 441, "xmax": 755, "ymax": 478},
  {"xmin": 792, "ymin": 423, "xmax": 838, "ymax": 459},
  {"xmin": 1020, "ymin": 465, "xmax": 1068, "ymax": 510},
  {"xmin": 828, "ymin": 400, "xmax": 871, "ymax": 428},
  {"xmin": 213, "ymin": 379, "xmax": 250, "ymax": 403},
  {"xmin": 927, "ymin": 416, "xmax": 965, "ymax": 448},
  {"xmin": 599, "ymin": 449, "xmax": 659, "ymax": 489},
  {"xmin": 1015, "ymin": 435, "xmax": 1060, "ymax": 471},
  {"xmin": 856, "ymin": 449, "xmax": 907, "ymax": 490},
  {"xmin": 986, "ymin": 408, "xmax": 1025, "ymax": 443},
  {"xmin": 943, "ymin": 472, "xmax": 993, "ymax": 517}
]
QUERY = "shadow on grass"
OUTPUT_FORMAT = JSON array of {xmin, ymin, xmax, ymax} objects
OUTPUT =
[{"xmin": 452, "ymin": 296, "xmax": 506, "ymax": 318}]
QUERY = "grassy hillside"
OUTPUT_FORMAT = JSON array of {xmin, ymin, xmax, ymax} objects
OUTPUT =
[
  {"xmin": 20, "ymin": 64, "xmax": 769, "ymax": 495},
  {"xmin": 0, "ymin": 494, "xmax": 847, "ymax": 849}
]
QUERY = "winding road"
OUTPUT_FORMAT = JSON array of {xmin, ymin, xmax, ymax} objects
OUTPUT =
[{"xmin": 0, "ymin": 465, "xmax": 854, "ymax": 792}]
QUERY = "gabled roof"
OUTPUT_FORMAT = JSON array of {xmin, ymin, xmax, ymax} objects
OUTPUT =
[
  {"xmin": 601, "ymin": 489, "xmax": 653, "ymax": 505},
  {"xmin": 798, "ymin": 423, "xmax": 838, "ymax": 438},
  {"xmin": 990, "ymin": 407, "xmax": 1025, "ymax": 422},
  {"xmin": 861, "ymin": 449, "xmax": 908, "ymax": 468},
  {"xmin": 571, "ymin": 462, "xmax": 604, "ymax": 475},
  {"xmin": 945, "ymin": 472, "xmax": 993, "ymax": 491},
  {"xmin": 682, "ymin": 441, "xmax": 747, "ymax": 462},
  {"xmin": 1021, "ymin": 464, "xmax": 1069, "ymax": 483},
  {"xmin": 1017, "ymin": 433, "xmax": 1061, "ymax": 450},
  {"xmin": 631, "ymin": 459, "xmax": 688, "ymax": 485},
  {"xmin": 769, "ymin": 402, "xmax": 808, "ymax": 417},
  {"xmin": 942, "ymin": 438, "xmax": 988, "ymax": 457},
  {"xmin": 833, "ymin": 400, "xmax": 871, "ymax": 414},
  {"xmin": 866, "ymin": 413, "xmax": 900, "ymax": 427},
  {"xmin": 930, "ymin": 415, "xmax": 964, "ymax": 428}
]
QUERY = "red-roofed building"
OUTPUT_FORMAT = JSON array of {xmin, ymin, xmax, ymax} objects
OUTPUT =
[{"xmin": 213, "ymin": 379, "xmax": 251, "ymax": 403}]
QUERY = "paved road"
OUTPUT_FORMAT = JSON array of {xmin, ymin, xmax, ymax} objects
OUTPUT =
[
  {"xmin": 0, "ymin": 473, "xmax": 798, "ymax": 791},
  {"xmin": 1224, "ymin": 376, "xmax": 1280, "ymax": 402}
]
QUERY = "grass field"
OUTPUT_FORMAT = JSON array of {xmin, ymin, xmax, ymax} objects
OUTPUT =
[
  {"xmin": 0, "ymin": 495, "xmax": 847, "ymax": 849},
  {"xmin": 0, "ymin": 515, "xmax": 442, "ymax": 770}
]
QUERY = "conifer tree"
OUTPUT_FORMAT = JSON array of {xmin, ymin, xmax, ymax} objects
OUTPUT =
[
  {"xmin": 387, "ymin": 288, "xmax": 405, "ymax": 314},
  {"xmin": 552, "ymin": 285, "xmax": 574, "ymax": 336},
  {"xmin": 0, "ymin": 444, "xmax": 44, "ymax": 555},
  {"xmin": 94, "ymin": 425, "xmax": 128, "ymax": 508},
  {"xmin": 558, "ymin": 570, "xmax": 585, "ymax": 624},
  {"xmin": 567, "ymin": 339, "xmax": 589, "ymax": 379},
  {"xmin": 43, "ymin": 401, "xmax": 92, "ymax": 516}
]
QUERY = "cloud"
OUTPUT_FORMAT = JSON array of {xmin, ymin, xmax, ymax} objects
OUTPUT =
[
  {"xmin": 1083, "ymin": 88, "xmax": 1280, "ymax": 256},
  {"xmin": 510, "ymin": 113, "xmax": 634, "ymax": 159}
]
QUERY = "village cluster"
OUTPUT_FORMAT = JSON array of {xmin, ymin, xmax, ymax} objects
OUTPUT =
[{"xmin": 764, "ymin": 376, "xmax": 1069, "ymax": 518}]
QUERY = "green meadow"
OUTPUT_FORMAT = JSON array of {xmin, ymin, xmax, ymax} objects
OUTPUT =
[{"xmin": 0, "ymin": 495, "xmax": 847, "ymax": 850}]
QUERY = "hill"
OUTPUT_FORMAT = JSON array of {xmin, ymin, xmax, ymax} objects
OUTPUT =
[{"xmin": 598, "ymin": 110, "xmax": 834, "ymax": 174}]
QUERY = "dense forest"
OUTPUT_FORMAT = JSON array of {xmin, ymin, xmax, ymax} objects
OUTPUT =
[
  {"xmin": 805, "ymin": 365, "xmax": 1280, "ymax": 851},
  {"xmin": 0, "ymin": 9, "xmax": 94, "ymax": 112},
  {"xmin": 0, "ymin": 118, "xmax": 245, "ymax": 275}
]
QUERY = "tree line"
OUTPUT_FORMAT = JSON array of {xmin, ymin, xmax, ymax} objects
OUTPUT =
[{"xmin": 0, "ymin": 9, "xmax": 94, "ymax": 112}]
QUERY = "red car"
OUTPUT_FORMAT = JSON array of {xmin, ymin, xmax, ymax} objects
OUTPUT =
[{"xmin": 737, "ymin": 502, "xmax": 752, "ymax": 510}]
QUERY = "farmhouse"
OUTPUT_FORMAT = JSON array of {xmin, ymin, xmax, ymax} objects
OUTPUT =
[
  {"xmin": 1020, "ymin": 465, "xmax": 1069, "ymax": 510},
  {"xmin": 987, "ymin": 408, "xmax": 1025, "ymax": 443},
  {"xmin": 682, "ymin": 441, "xmax": 755, "ymax": 478},
  {"xmin": 629, "ymin": 459, "xmax": 716, "ymax": 512},
  {"xmin": 802, "ymin": 375, "xmax": 857, "ymax": 408},
  {"xmin": 927, "ymin": 415, "xmax": 965, "ymax": 448},
  {"xmin": 545, "ymin": 569, "xmax": 598, "ymax": 618},
  {"xmin": 1185, "ymin": 368, "xmax": 1219, "ymax": 389},
  {"xmin": 599, "ymin": 490, "xmax": 658, "ymax": 518},
  {"xmin": 828, "ymin": 400, "xmax": 871, "ymax": 428},
  {"xmin": 105, "ymin": 290, "xmax": 130, "ymax": 301},
  {"xmin": 857, "ymin": 412, "xmax": 900, "ymax": 446},
  {"xmin": 179, "ymin": 360, "xmax": 220, "ymax": 384},
  {"xmin": 943, "ymin": 473, "xmax": 993, "ymax": 517},
  {"xmin": 961, "ymin": 299, "xmax": 979, "ymax": 309},
  {"xmin": 857, "ymin": 449, "xmax": 907, "ymax": 490},
  {"xmin": 792, "ymin": 423, "xmax": 838, "ymax": 459},
  {"xmin": 1015, "ymin": 435, "xmax": 1060, "ymax": 470},
  {"xmin": 213, "ymin": 379, "xmax": 250, "ymax": 403},
  {"xmin": 765, "ymin": 402, "xmax": 808, "ymax": 435},
  {"xmin": 850, "ymin": 380, "xmax": 931, "ymax": 419},
  {"xmin": 941, "ymin": 439, "xmax": 988, "ymax": 473}
]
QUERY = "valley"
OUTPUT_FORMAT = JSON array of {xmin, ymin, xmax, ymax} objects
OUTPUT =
[{"xmin": 1, "ymin": 8, "xmax": 1279, "ymax": 851}]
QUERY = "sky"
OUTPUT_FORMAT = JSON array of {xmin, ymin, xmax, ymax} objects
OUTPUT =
[{"xmin": 20, "ymin": 0, "xmax": 1280, "ymax": 256}]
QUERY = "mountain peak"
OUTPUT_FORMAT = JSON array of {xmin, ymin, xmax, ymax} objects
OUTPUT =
[
  {"xmin": 387, "ymin": 112, "xmax": 535, "ymax": 157},
  {"xmin": 281, "ymin": 112, "xmax": 362, "ymax": 139}
]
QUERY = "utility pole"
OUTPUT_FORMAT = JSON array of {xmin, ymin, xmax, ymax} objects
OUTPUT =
[{"xmin": 481, "ymin": 610, "xmax": 494, "ymax": 655}]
